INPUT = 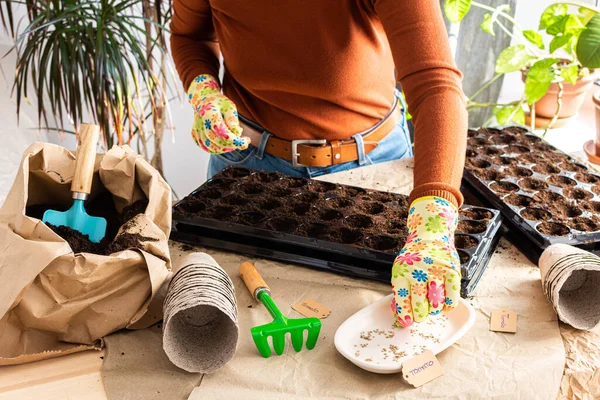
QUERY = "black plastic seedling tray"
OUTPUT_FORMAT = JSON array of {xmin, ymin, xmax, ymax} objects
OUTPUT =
[
  {"xmin": 171, "ymin": 167, "xmax": 503, "ymax": 296},
  {"xmin": 462, "ymin": 126, "xmax": 600, "ymax": 263}
]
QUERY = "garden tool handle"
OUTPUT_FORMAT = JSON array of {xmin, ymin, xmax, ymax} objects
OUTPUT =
[
  {"xmin": 239, "ymin": 262, "xmax": 270, "ymax": 300},
  {"xmin": 71, "ymin": 123, "xmax": 100, "ymax": 196}
]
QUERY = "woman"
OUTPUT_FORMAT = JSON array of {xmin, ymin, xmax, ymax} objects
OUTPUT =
[{"xmin": 171, "ymin": 0, "xmax": 467, "ymax": 327}]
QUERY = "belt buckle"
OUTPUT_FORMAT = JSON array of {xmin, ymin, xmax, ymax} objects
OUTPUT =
[{"xmin": 291, "ymin": 139, "xmax": 327, "ymax": 168}]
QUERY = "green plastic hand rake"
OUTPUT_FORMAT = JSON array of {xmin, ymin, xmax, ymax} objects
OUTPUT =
[{"xmin": 239, "ymin": 262, "xmax": 322, "ymax": 358}]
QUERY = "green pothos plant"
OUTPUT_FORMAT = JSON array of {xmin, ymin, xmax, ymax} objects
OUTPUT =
[{"xmin": 444, "ymin": 1, "xmax": 600, "ymax": 131}]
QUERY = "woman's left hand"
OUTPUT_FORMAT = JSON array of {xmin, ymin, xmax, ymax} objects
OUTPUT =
[{"xmin": 391, "ymin": 196, "xmax": 462, "ymax": 328}]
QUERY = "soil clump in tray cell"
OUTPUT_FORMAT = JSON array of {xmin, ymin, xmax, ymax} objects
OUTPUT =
[
  {"xmin": 518, "ymin": 178, "xmax": 548, "ymax": 192},
  {"xmin": 537, "ymin": 222, "xmax": 571, "ymax": 236},
  {"xmin": 560, "ymin": 162, "xmax": 587, "ymax": 173},
  {"xmin": 563, "ymin": 188, "xmax": 594, "ymax": 201},
  {"xmin": 568, "ymin": 217, "xmax": 600, "ymax": 232},
  {"xmin": 507, "ymin": 166, "xmax": 533, "ymax": 178},
  {"xmin": 489, "ymin": 181, "xmax": 519, "ymax": 193},
  {"xmin": 455, "ymin": 234, "xmax": 478, "ymax": 249},
  {"xmin": 504, "ymin": 194, "xmax": 536, "ymax": 208},
  {"xmin": 472, "ymin": 168, "xmax": 504, "ymax": 181},
  {"xmin": 532, "ymin": 162, "xmax": 561, "ymax": 175},
  {"xmin": 574, "ymin": 172, "xmax": 600, "ymax": 185},
  {"xmin": 459, "ymin": 208, "xmax": 493, "ymax": 221},
  {"xmin": 546, "ymin": 175, "xmax": 577, "ymax": 188},
  {"xmin": 520, "ymin": 207, "xmax": 552, "ymax": 222},
  {"xmin": 457, "ymin": 220, "xmax": 487, "ymax": 234}
]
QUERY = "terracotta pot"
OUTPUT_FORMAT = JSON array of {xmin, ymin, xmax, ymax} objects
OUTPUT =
[
  {"xmin": 593, "ymin": 91, "xmax": 600, "ymax": 155},
  {"xmin": 522, "ymin": 70, "xmax": 598, "ymax": 119}
]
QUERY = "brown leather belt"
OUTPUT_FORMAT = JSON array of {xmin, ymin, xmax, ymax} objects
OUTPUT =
[{"xmin": 239, "ymin": 99, "xmax": 402, "ymax": 168}]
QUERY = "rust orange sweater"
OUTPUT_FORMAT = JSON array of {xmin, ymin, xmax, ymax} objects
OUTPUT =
[{"xmin": 171, "ymin": 0, "xmax": 467, "ymax": 206}]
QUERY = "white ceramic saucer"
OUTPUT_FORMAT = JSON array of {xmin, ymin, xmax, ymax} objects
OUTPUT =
[{"xmin": 334, "ymin": 294, "xmax": 476, "ymax": 374}]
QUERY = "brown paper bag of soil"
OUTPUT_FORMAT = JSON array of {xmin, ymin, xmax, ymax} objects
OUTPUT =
[{"xmin": 0, "ymin": 142, "xmax": 172, "ymax": 365}]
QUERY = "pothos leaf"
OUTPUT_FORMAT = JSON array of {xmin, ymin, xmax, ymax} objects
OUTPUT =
[
  {"xmin": 546, "ymin": 14, "xmax": 585, "ymax": 37},
  {"xmin": 495, "ymin": 45, "xmax": 536, "ymax": 73},
  {"xmin": 549, "ymin": 34, "xmax": 573, "ymax": 53},
  {"xmin": 523, "ymin": 30, "xmax": 545, "ymax": 50},
  {"xmin": 444, "ymin": 0, "xmax": 472, "ymax": 23},
  {"xmin": 481, "ymin": 13, "xmax": 495, "ymax": 36},
  {"xmin": 560, "ymin": 64, "xmax": 579, "ymax": 85},
  {"xmin": 577, "ymin": 7, "xmax": 597, "ymax": 26},
  {"xmin": 480, "ymin": 5, "xmax": 510, "ymax": 37},
  {"xmin": 494, "ymin": 105, "xmax": 525, "ymax": 125},
  {"xmin": 539, "ymin": 4, "xmax": 568, "ymax": 30},
  {"xmin": 524, "ymin": 58, "xmax": 560, "ymax": 104}
]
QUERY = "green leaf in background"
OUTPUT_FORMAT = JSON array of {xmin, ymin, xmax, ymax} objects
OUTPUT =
[
  {"xmin": 495, "ymin": 45, "xmax": 536, "ymax": 73},
  {"xmin": 560, "ymin": 64, "xmax": 579, "ymax": 85},
  {"xmin": 523, "ymin": 30, "xmax": 545, "ymax": 50},
  {"xmin": 577, "ymin": 7, "xmax": 597, "ymax": 26},
  {"xmin": 481, "ymin": 13, "xmax": 495, "ymax": 36},
  {"xmin": 480, "ymin": 5, "xmax": 511, "ymax": 37},
  {"xmin": 444, "ymin": 0, "xmax": 472, "ymax": 23},
  {"xmin": 577, "ymin": 14, "xmax": 600, "ymax": 68},
  {"xmin": 524, "ymin": 58, "xmax": 559, "ymax": 104},
  {"xmin": 549, "ymin": 34, "xmax": 573, "ymax": 53},
  {"xmin": 495, "ymin": 105, "xmax": 525, "ymax": 125},
  {"xmin": 547, "ymin": 15, "xmax": 585, "ymax": 36},
  {"xmin": 539, "ymin": 4, "xmax": 568, "ymax": 30}
]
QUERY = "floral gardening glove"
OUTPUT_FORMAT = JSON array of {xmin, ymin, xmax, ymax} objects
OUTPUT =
[
  {"xmin": 188, "ymin": 74, "xmax": 250, "ymax": 154},
  {"xmin": 391, "ymin": 196, "xmax": 461, "ymax": 328}
]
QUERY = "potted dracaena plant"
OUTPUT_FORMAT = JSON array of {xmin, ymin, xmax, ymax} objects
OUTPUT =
[
  {"xmin": 444, "ymin": 1, "xmax": 600, "ymax": 132},
  {"xmin": 0, "ymin": 0, "xmax": 175, "ymax": 176}
]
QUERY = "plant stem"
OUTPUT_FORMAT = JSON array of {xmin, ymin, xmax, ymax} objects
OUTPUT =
[
  {"xmin": 471, "ymin": 1, "xmax": 522, "ymax": 30},
  {"xmin": 542, "ymin": 81, "xmax": 564, "ymax": 135},
  {"xmin": 468, "ymin": 73, "xmax": 504, "ymax": 102},
  {"xmin": 467, "ymin": 100, "xmax": 520, "ymax": 110},
  {"xmin": 471, "ymin": 1, "xmax": 543, "ymax": 57}
]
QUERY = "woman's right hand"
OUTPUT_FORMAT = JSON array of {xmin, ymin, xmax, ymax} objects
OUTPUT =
[{"xmin": 188, "ymin": 75, "xmax": 251, "ymax": 154}]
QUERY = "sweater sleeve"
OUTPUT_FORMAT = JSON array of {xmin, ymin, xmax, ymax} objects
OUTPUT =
[
  {"xmin": 170, "ymin": 0, "xmax": 221, "ymax": 90},
  {"xmin": 372, "ymin": 0, "xmax": 467, "ymax": 207}
]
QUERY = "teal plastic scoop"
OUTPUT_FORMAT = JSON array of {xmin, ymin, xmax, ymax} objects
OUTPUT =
[{"xmin": 43, "ymin": 124, "xmax": 107, "ymax": 243}]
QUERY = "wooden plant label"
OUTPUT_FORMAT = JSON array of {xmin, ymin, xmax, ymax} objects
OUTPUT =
[
  {"xmin": 490, "ymin": 309, "xmax": 517, "ymax": 333},
  {"xmin": 402, "ymin": 350, "xmax": 444, "ymax": 387},
  {"xmin": 292, "ymin": 298, "xmax": 331, "ymax": 319}
]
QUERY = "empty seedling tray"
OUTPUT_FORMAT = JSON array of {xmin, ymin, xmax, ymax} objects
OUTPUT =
[
  {"xmin": 171, "ymin": 167, "xmax": 503, "ymax": 296},
  {"xmin": 463, "ymin": 125, "xmax": 600, "ymax": 263}
]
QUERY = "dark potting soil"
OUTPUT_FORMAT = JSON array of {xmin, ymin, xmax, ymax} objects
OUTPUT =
[
  {"xmin": 28, "ymin": 196, "xmax": 151, "ymax": 255},
  {"xmin": 464, "ymin": 126, "xmax": 600, "ymax": 235},
  {"xmin": 174, "ymin": 168, "xmax": 488, "ymax": 258}
]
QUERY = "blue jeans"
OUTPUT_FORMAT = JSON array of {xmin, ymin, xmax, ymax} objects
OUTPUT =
[{"xmin": 207, "ymin": 92, "xmax": 413, "ymax": 179}]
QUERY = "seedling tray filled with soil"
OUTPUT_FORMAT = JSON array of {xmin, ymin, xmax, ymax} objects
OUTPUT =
[
  {"xmin": 462, "ymin": 126, "xmax": 600, "ymax": 263},
  {"xmin": 171, "ymin": 167, "xmax": 503, "ymax": 297}
]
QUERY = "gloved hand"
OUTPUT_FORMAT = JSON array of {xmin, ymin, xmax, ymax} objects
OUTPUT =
[
  {"xmin": 391, "ymin": 196, "xmax": 461, "ymax": 328},
  {"xmin": 188, "ymin": 74, "xmax": 250, "ymax": 154}
]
